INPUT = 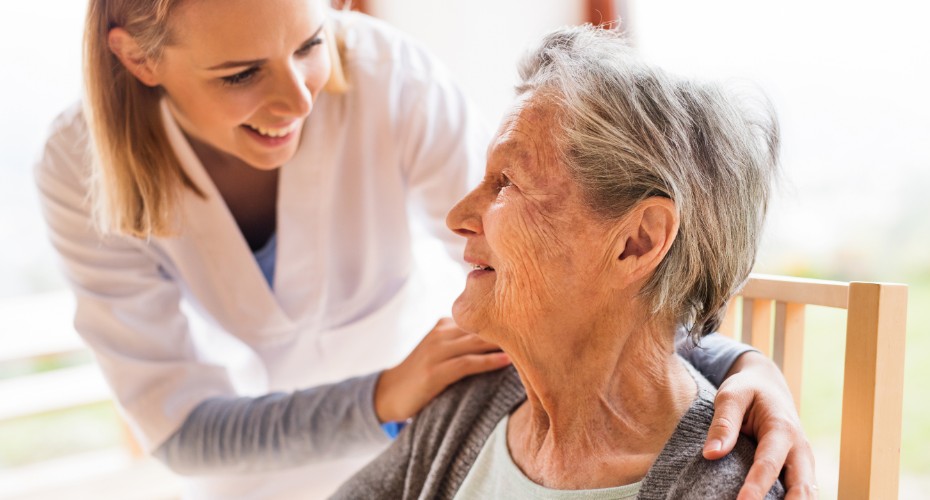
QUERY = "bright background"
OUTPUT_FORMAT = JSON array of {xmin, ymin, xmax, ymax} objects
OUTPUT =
[{"xmin": 1, "ymin": 0, "xmax": 927, "ymax": 498}]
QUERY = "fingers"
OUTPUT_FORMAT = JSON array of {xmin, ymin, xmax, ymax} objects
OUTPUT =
[
  {"xmin": 423, "ymin": 318, "xmax": 502, "ymax": 359},
  {"xmin": 425, "ymin": 317, "xmax": 510, "ymax": 384},
  {"xmin": 378, "ymin": 317, "xmax": 511, "ymax": 422},
  {"xmin": 785, "ymin": 484, "xmax": 818, "ymax": 500},
  {"xmin": 704, "ymin": 383, "xmax": 752, "ymax": 459},
  {"xmin": 737, "ymin": 432, "xmax": 792, "ymax": 500},
  {"xmin": 432, "ymin": 351, "xmax": 511, "ymax": 387},
  {"xmin": 782, "ymin": 441, "xmax": 818, "ymax": 499},
  {"xmin": 711, "ymin": 351, "xmax": 815, "ymax": 498},
  {"xmin": 443, "ymin": 331, "xmax": 501, "ymax": 356}
]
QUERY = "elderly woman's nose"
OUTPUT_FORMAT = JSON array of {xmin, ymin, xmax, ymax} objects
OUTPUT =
[
  {"xmin": 446, "ymin": 189, "xmax": 483, "ymax": 237},
  {"xmin": 269, "ymin": 65, "xmax": 313, "ymax": 118}
]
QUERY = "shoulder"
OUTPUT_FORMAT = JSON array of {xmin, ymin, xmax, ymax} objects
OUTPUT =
[
  {"xmin": 34, "ymin": 101, "xmax": 90, "ymax": 182},
  {"xmin": 641, "ymin": 361, "xmax": 785, "ymax": 499},
  {"xmin": 415, "ymin": 366, "xmax": 524, "ymax": 434},
  {"xmin": 328, "ymin": 9, "xmax": 470, "ymax": 122},
  {"xmin": 330, "ymin": 10, "xmax": 450, "ymax": 83},
  {"xmin": 40, "ymin": 101, "xmax": 89, "ymax": 156},
  {"xmin": 332, "ymin": 368, "xmax": 523, "ymax": 499},
  {"xmin": 662, "ymin": 436, "xmax": 784, "ymax": 499},
  {"xmin": 412, "ymin": 367, "xmax": 524, "ymax": 497},
  {"xmin": 323, "ymin": 10, "xmax": 486, "ymax": 153}
]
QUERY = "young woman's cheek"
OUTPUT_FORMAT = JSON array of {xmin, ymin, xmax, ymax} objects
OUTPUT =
[{"xmin": 218, "ymin": 87, "xmax": 268, "ymax": 123}]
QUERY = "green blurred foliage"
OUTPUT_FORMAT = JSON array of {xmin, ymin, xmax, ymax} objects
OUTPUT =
[{"xmin": 0, "ymin": 402, "xmax": 122, "ymax": 468}]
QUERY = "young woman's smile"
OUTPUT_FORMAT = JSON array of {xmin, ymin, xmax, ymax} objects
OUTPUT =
[
  {"xmin": 240, "ymin": 120, "xmax": 302, "ymax": 148},
  {"xmin": 153, "ymin": 0, "xmax": 332, "ymax": 170}
]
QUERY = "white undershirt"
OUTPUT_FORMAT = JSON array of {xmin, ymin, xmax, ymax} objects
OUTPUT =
[{"xmin": 454, "ymin": 415, "xmax": 642, "ymax": 499}]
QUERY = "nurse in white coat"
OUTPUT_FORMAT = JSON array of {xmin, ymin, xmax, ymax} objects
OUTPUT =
[{"xmin": 35, "ymin": 0, "xmax": 817, "ymax": 499}]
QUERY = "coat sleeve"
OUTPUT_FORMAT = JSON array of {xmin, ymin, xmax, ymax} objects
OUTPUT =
[
  {"xmin": 33, "ymin": 107, "xmax": 233, "ymax": 452},
  {"xmin": 154, "ymin": 372, "xmax": 391, "ymax": 475},
  {"xmin": 676, "ymin": 331, "xmax": 756, "ymax": 387},
  {"xmin": 34, "ymin": 107, "xmax": 391, "ymax": 470}
]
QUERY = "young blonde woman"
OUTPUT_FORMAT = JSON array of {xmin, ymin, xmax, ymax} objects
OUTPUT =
[{"xmin": 35, "ymin": 0, "xmax": 816, "ymax": 498}]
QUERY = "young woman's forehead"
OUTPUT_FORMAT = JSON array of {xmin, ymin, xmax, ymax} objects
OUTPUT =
[{"xmin": 168, "ymin": 0, "xmax": 326, "ymax": 53}]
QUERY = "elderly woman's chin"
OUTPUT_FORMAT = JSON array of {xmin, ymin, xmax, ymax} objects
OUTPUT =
[{"xmin": 450, "ymin": 285, "xmax": 490, "ymax": 336}]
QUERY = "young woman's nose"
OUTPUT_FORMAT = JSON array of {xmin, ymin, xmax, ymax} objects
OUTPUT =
[{"xmin": 269, "ymin": 64, "xmax": 313, "ymax": 118}]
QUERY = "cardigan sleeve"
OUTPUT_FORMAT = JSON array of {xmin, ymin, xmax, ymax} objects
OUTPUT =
[
  {"xmin": 34, "ymin": 106, "xmax": 232, "ymax": 451},
  {"xmin": 332, "ymin": 368, "xmax": 525, "ymax": 500},
  {"xmin": 329, "ymin": 398, "xmax": 419, "ymax": 500}
]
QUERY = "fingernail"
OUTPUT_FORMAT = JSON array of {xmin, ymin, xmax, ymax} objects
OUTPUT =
[{"xmin": 704, "ymin": 439, "xmax": 722, "ymax": 453}]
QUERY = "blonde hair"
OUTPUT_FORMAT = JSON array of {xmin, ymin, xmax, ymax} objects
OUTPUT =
[{"xmin": 83, "ymin": 0, "xmax": 347, "ymax": 238}]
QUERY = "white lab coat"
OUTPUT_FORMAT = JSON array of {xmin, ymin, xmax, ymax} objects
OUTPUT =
[{"xmin": 35, "ymin": 11, "xmax": 489, "ymax": 499}]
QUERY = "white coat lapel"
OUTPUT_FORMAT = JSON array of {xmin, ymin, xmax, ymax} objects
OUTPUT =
[
  {"xmin": 158, "ymin": 100, "xmax": 295, "ymax": 336},
  {"xmin": 274, "ymin": 92, "xmax": 341, "ymax": 327}
]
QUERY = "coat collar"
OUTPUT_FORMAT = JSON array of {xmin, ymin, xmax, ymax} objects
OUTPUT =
[{"xmin": 158, "ymin": 99, "xmax": 300, "ymax": 333}]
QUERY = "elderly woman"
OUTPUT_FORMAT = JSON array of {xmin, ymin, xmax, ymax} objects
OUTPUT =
[{"xmin": 334, "ymin": 26, "xmax": 786, "ymax": 499}]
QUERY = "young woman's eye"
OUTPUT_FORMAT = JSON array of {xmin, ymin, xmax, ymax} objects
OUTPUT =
[
  {"xmin": 295, "ymin": 38, "xmax": 324, "ymax": 57},
  {"xmin": 221, "ymin": 67, "xmax": 260, "ymax": 86}
]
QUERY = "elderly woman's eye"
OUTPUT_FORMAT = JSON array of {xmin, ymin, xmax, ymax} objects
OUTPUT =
[{"xmin": 498, "ymin": 174, "xmax": 513, "ymax": 190}]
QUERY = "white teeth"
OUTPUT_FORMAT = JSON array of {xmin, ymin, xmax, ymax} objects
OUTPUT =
[
  {"xmin": 472, "ymin": 264, "xmax": 494, "ymax": 271},
  {"xmin": 247, "ymin": 122, "xmax": 298, "ymax": 138}
]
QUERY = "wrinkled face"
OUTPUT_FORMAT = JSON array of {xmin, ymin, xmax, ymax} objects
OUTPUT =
[
  {"xmin": 154, "ymin": 0, "xmax": 331, "ymax": 169},
  {"xmin": 446, "ymin": 96, "xmax": 621, "ymax": 344}
]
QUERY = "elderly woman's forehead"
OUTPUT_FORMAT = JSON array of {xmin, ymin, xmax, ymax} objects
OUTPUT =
[
  {"xmin": 508, "ymin": 95, "xmax": 558, "ymax": 128},
  {"xmin": 492, "ymin": 98, "xmax": 559, "ymax": 157}
]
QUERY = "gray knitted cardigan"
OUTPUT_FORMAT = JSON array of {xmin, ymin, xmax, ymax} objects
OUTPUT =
[{"xmin": 331, "ymin": 364, "xmax": 784, "ymax": 500}]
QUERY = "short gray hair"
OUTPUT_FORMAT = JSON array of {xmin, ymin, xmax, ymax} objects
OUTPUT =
[{"xmin": 517, "ymin": 25, "xmax": 779, "ymax": 340}]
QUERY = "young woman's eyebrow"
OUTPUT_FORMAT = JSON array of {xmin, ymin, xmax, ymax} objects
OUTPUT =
[{"xmin": 205, "ymin": 23, "xmax": 326, "ymax": 70}]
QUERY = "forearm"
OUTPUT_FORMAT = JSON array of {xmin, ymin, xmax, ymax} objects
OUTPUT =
[
  {"xmin": 676, "ymin": 331, "xmax": 756, "ymax": 387},
  {"xmin": 154, "ymin": 372, "xmax": 390, "ymax": 475}
]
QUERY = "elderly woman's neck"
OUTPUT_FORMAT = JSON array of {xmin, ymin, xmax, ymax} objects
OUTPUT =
[{"xmin": 505, "ymin": 315, "xmax": 697, "ymax": 489}]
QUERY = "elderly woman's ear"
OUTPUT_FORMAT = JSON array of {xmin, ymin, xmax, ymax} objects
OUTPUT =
[{"xmin": 614, "ymin": 197, "xmax": 679, "ymax": 283}]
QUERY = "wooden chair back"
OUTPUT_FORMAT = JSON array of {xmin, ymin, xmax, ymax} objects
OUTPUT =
[{"xmin": 718, "ymin": 274, "xmax": 908, "ymax": 500}]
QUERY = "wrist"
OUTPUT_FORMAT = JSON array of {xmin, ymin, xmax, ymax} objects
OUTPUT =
[
  {"xmin": 724, "ymin": 350, "xmax": 771, "ymax": 379},
  {"xmin": 725, "ymin": 350, "xmax": 792, "ymax": 396},
  {"xmin": 374, "ymin": 367, "xmax": 400, "ymax": 423}
]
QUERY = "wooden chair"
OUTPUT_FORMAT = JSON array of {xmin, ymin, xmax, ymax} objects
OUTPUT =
[{"xmin": 718, "ymin": 274, "xmax": 908, "ymax": 499}]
